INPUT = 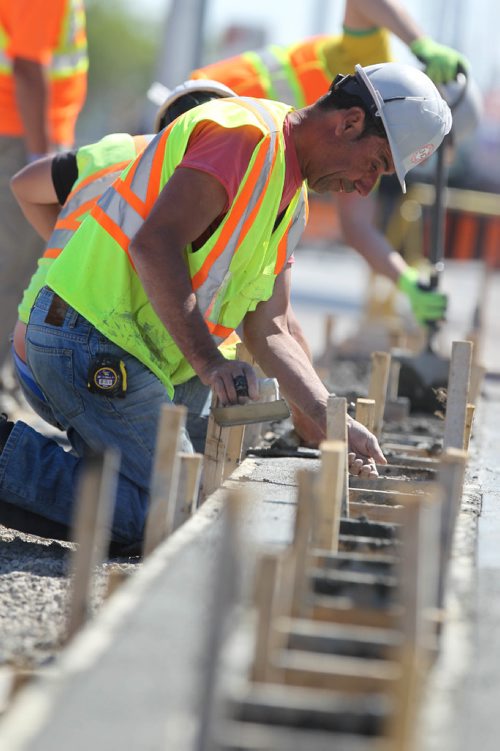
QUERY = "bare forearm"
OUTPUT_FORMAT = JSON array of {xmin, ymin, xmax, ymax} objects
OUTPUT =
[
  {"xmin": 10, "ymin": 156, "xmax": 61, "ymax": 239},
  {"xmin": 15, "ymin": 201, "xmax": 59, "ymax": 241},
  {"xmin": 243, "ymin": 318, "xmax": 329, "ymax": 441},
  {"xmin": 344, "ymin": 221, "xmax": 407, "ymax": 282},
  {"xmin": 338, "ymin": 192, "xmax": 406, "ymax": 283},
  {"xmin": 13, "ymin": 58, "xmax": 50, "ymax": 155},
  {"xmin": 344, "ymin": 0, "xmax": 422, "ymax": 44}
]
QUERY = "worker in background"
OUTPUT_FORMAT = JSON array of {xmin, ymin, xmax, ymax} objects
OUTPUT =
[
  {"xmin": 0, "ymin": 0, "xmax": 88, "ymax": 377},
  {"xmin": 191, "ymin": 0, "xmax": 469, "ymax": 326},
  {"xmin": 0, "ymin": 63, "xmax": 451, "ymax": 554},
  {"xmin": 9, "ymin": 80, "xmax": 237, "ymax": 435}
]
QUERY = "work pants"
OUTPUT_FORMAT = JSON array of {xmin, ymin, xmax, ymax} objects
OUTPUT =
[{"xmin": 0, "ymin": 287, "xmax": 211, "ymax": 547}]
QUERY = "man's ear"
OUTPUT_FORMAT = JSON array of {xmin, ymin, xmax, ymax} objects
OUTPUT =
[{"xmin": 342, "ymin": 106, "xmax": 365, "ymax": 136}]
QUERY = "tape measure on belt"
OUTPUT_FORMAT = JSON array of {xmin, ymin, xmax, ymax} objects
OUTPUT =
[{"xmin": 87, "ymin": 356, "xmax": 127, "ymax": 398}]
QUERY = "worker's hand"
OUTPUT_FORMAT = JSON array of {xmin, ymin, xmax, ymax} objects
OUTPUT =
[
  {"xmin": 410, "ymin": 37, "xmax": 470, "ymax": 85},
  {"xmin": 200, "ymin": 359, "xmax": 259, "ymax": 406},
  {"xmin": 347, "ymin": 418, "xmax": 387, "ymax": 479},
  {"xmin": 397, "ymin": 267, "xmax": 447, "ymax": 324}
]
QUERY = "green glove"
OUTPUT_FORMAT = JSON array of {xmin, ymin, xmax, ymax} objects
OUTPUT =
[
  {"xmin": 410, "ymin": 36, "xmax": 469, "ymax": 84},
  {"xmin": 397, "ymin": 267, "xmax": 447, "ymax": 324}
]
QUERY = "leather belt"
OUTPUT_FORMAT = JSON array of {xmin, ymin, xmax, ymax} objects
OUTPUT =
[{"xmin": 44, "ymin": 292, "xmax": 70, "ymax": 327}]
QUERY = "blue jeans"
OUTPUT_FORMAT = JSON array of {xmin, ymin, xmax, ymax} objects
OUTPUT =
[
  {"xmin": 12, "ymin": 344, "xmax": 62, "ymax": 429},
  {"xmin": 0, "ymin": 287, "xmax": 211, "ymax": 546}
]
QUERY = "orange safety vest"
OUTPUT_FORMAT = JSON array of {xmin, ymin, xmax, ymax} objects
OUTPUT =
[
  {"xmin": 191, "ymin": 28, "xmax": 393, "ymax": 108},
  {"xmin": 18, "ymin": 134, "xmax": 151, "ymax": 324},
  {"xmin": 0, "ymin": 0, "xmax": 88, "ymax": 144},
  {"xmin": 192, "ymin": 36, "xmax": 332, "ymax": 108}
]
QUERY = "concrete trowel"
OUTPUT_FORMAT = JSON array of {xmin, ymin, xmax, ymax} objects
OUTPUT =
[
  {"xmin": 211, "ymin": 376, "xmax": 290, "ymax": 427},
  {"xmin": 395, "ymin": 72, "xmax": 470, "ymax": 413}
]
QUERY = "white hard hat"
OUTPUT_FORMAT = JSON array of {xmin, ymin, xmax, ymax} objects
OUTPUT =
[
  {"xmin": 154, "ymin": 78, "xmax": 237, "ymax": 132},
  {"xmin": 354, "ymin": 62, "xmax": 452, "ymax": 192},
  {"xmin": 439, "ymin": 73, "xmax": 483, "ymax": 143}
]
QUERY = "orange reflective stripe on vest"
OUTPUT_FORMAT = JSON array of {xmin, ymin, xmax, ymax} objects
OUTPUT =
[
  {"xmin": 44, "ymin": 160, "xmax": 132, "ymax": 258},
  {"xmin": 191, "ymin": 55, "xmax": 268, "ymax": 98},
  {"xmin": 274, "ymin": 185, "xmax": 308, "ymax": 274},
  {"xmin": 288, "ymin": 37, "xmax": 332, "ymax": 105},
  {"xmin": 90, "ymin": 99, "xmax": 284, "ymax": 330}
]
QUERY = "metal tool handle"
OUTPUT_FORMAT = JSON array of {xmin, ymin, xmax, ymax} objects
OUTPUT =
[{"xmin": 430, "ymin": 68, "xmax": 469, "ymax": 273}]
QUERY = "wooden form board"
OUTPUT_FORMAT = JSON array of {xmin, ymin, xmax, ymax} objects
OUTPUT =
[
  {"xmin": 436, "ymin": 448, "xmax": 467, "ymax": 609},
  {"xmin": 443, "ymin": 340, "xmax": 473, "ymax": 451},
  {"xmin": 368, "ymin": 352, "xmax": 391, "ymax": 438},
  {"xmin": 326, "ymin": 395, "xmax": 349, "ymax": 516},
  {"xmin": 349, "ymin": 478, "xmax": 436, "ymax": 496},
  {"xmin": 214, "ymin": 436, "xmax": 463, "ymax": 751},
  {"xmin": 349, "ymin": 486, "xmax": 430, "ymax": 504},
  {"xmin": 168, "ymin": 452, "xmax": 203, "ymax": 534},
  {"xmin": 66, "ymin": 450, "xmax": 119, "ymax": 642},
  {"xmin": 349, "ymin": 501, "xmax": 404, "ymax": 524},
  {"xmin": 203, "ymin": 393, "xmax": 231, "ymax": 500},
  {"xmin": 385, "ymin": 483, "xmax": 443, "ymax": 749},
  {"xmin": 143, "ymin": 403, "xmax": 186, "ymax": 557},
  {"xmin": 276, "ymin": 648, "xmax": 400, "ymax": 693},
  {"xmin": 355, "ymin": 398, "xmax": 376, "ymax": 432},
  {"xmin": 314, "ymin": 440, "xmax": 345, "ymax": 553},
  {"xmin": 290, "ymin": 470, "xmax": 318, "ymax": 619},
  {"xmin": 217, "ymin": 719, "xmax": 382, "ymax": 751}
]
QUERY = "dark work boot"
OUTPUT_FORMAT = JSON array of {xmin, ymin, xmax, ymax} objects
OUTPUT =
[{"xmin": 0, "ymin": 499, "xmax": 72, "ymax": 542}]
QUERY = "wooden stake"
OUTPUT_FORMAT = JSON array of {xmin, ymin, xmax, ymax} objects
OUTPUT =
[
  {"xmin": 291, "ymin": 469, "xmax": 318, "ymax": 618},
  {"xmin": 168, "ymin": 452, "xmax": 203, "ymax": 534},
  {"xmin": 143, "ymin": 403, "xmax": 186, "ymax": 557},
  {"xmin": 278, "ymin": 650, "xmax": 399, "ymax": 694},
  {"xmin": 437, "ymin": 448, "xmax": 467, "ymax": 610},
  {"xmin": 66, "ymin": 449, "xmax": 119, "ymax": 642},
  {"xmin": 105, "ymin": 567, "xmax": 130, "ymax": 599},
  {"xmin": 388, "ymin": 484, "xmax": 442, "ymax": 751},
  {"xmin": 387, "ymin": 359, "xmax": 401, "ymax": 401},
  {"xmin": 368, "ymin": 351, "xmax": 391, "ymax": 438},
  {"xmin": 251, "ymin": 552, "xmax": 281, "ymax": 683},
  {"xmin": 468, "ymin": 362, "xmax": 486, "ymax": 405},
  {"xmin": 349, "ymin": 501, "xmax": 403, "ymax": 524},
  {"xmin": 222, "ymin": 425, "xmax": 245, "ymax": 482},
  {"xmin": 463, "ymin": 404, "xmax": 475, "ymax": 452},
  {"xmin": 355, "ymin": 398, "xmax": 376, "ymax": 432},
  {"xmin": 201, "ymin": 392, "xmax": 228, "ymax": 500},
  {"xmin": 326, "ymin": 395, "xmax": 349, "ymax": 517},
  {"xmin": 443, "ymin": 340, "xmax": 472, "ymax": 451},
  {"xmin": 314, "ymin": 440, "xmax": 345, "ymax": 553}
]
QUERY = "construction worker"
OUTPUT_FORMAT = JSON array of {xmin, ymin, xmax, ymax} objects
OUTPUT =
[
  {"xmin": 191, "ymin": 0, "xmax": 469, "ymax": 326},
  {"xmin": 0, "ymin": 0, "xmax": 88, "ymax": 374},
  {"xmin": 9, "ymin": 80, "xmax": 236, "ymax": 429},
  {"xmin": 0, "ymin": 63, "xmax": 451, "ymax": 554}
]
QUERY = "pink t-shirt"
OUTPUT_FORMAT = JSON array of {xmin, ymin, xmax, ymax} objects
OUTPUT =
[{"xmin": 178, "ymin": 113, "xmax": 303, "ymax": 252}]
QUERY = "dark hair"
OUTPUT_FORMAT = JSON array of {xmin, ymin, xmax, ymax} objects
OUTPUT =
[
  {"xmin": 316, "ymin": 73, "xmax": 388, "ymax": 141},
  {"xmin": 157, "ymin": 91, "xmax": 225, "ymax": 131}
]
